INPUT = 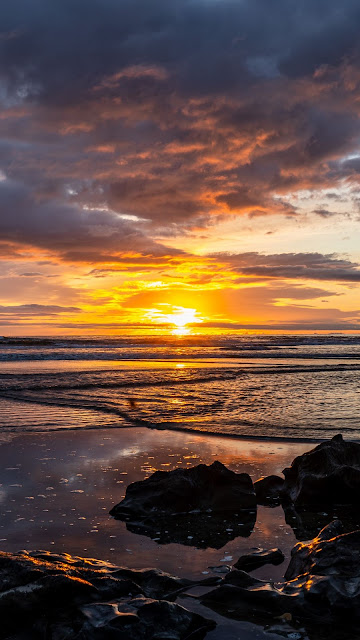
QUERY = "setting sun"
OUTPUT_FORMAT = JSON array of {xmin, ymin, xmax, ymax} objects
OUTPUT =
[{"xmin": 145, "ymin": 304, "xmax": 203, "ymax": 335}]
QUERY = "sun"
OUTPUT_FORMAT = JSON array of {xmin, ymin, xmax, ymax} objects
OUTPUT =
[{"xmin": 145, "ymin": 304, "xmax": 203, "ymax": 335}]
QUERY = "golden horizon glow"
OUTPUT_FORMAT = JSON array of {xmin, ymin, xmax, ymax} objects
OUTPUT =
[{"xmin": 145, "ymin": 304, "xmax": 204, "ymax": 336}]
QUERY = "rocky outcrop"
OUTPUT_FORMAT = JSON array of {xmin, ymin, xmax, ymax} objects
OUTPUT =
[
  {"xmin": 0, "ymin": 550, "xmax": 216, "ymax": 639},
  {"xmin": 234, "ymin": 548, "xmax": 285, "ymax": 572},
  {"xmin": 282, "ymin": 434, "xmax": 360, "ymax": 507},
  {"xmin": 110, "ymin": 461, "xmax": 257, "ymax": 548},
  {"xmin": 111, "ymin": 461, "xmax": 256, "ymax": 516},
  {"xmin": 254, "ymin": 475, "xmax": 284, "ymax": 505},
  {"xmin": 200, "ymin": 521, "xmax": 360, "ymax": 637}
]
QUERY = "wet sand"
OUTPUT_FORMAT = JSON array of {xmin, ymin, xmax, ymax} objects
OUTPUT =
[{"xmin": 0, "ymin": 427, "xmax": 315, "ymax": 639}]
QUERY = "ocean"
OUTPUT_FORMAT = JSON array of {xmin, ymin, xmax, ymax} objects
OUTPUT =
[{"xmin": 1, "ymin": 334, "xmax": 360, "ymax": 441}]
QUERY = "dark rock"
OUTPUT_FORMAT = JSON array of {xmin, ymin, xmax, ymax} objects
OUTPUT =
[
  {"xmin": 201, "ymin": 570, "xmax": 295, "ymax": 622},
  {"xmin": 110, "ymin": 461, "xmax": 256, "ymax": 517},
  {"xmin": 0, "ymin": 550, "xmax": 215, "ymax": 639},
  {"xmin": 254, "ymin": 475, "xmax": 284, "ymax": 505},
  {"xmin": 234, "ymin": 548, "xmax": 285, "ymax": 572},
  {"xmin": 200, "ymin": 521, "xmax": 360, "ymax": 638},
  {"xmin": 284, "ymin": 519, "xmax": 355, "ymax": 581},
  {"xmin": 208, "ymin": 565, "xmax": 232, "ymax": 574},
  {"xmin": 282, "ymin": 434, "xmax": 360, "ymax": 508},
  {"xmin": 110, "ymin": 461, "xmax": 257, "ymax": 549},
  {"xmin": 79, "ymin": 597, "xmax": 216, "ymax": 640}
]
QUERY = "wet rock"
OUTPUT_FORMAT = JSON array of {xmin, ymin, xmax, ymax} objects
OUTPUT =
[
  {"xmin": 78, "ymin": 597, "xmax": 216, "ymax": 640},
  {"xmin": 110, "ymin": 461, "xmax": 256, "ymax": 517},
  {"xmin": 201, "ymin": 570, "xmax": 295, "ymax": 622},
  {"xmin": 264, "ymin": 622, "xmax": 307, "ymax": 639},
  {"xmin": 208, "ymin": 565, "xmax": 232, "ymax": 574},
  {"xmin": 234, "ymin": 548, "xmax": 285, "ymax": 572},
  {"xmin": 110, "ymin": 461, "xmax": 257, "ymax": 549},
  {"xmin": 200, "ymin": 521, "xmax": 360, "ymax": 638},
  {"xmin": 282, "ymin": 434, "xmax": 360, "ymax": 508},
  {"xmin": 284, "ymin": 520, "xmax": 354, "ymax": 581},
  {"xmin": 0, "ymin": 550, "xmax": 216, "ymax": 639},
  {"xmin": 254, "ymin": 475, "xmax": 284, "ymax": 505}
]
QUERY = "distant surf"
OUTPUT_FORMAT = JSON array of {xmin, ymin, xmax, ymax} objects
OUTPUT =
[{"xmin": 0, "ymin": 334, "xmax": 359, "ymax": 441}]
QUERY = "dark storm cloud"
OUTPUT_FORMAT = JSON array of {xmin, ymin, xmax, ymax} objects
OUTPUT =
[
  {"xmin": 216, "ymin": 252, "xmax": 360, "ymax": 282},
  {"xmin": 1, "ymin": 0, "xmax": 360, "ymax": 228},
  {"xmin": 0, "ymin": 178, "xmax": 183, "ymax": 261}
]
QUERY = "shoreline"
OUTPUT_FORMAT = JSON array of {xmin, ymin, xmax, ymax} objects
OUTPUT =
[
  {"xmin": 1, "ymin": 426, "xmax": 359, "ymax": 639},
  {"xmin": 0, "ymin": 416, "xmax": 355, "ymax": 443}
]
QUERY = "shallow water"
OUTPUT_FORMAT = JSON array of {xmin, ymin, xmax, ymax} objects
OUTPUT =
[
  {"xmin": 0, "ymin": 334, "xmax": 359, "ymax": 440},
  {"xmin": 0, "ymin": 427, "xmax": 317, "ymax": 639},
  {"xmin": 1, "ymin": 334, "xmax": 359, "ymax": 639}
]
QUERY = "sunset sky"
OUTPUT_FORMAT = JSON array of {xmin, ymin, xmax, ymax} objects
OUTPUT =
[{"xmin": 1, "ymin": 0, "xmax": 360, "ymax": 335}]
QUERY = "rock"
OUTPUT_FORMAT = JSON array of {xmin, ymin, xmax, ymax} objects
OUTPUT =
[
  {"xmin": 284, "ymin": 520, "xmax": 352, "ymax": 581},
  {"xmin": 234, "ymin": 548, "xmax": 285, "ymax": 572},
  {"xmin": 254, "ymin": 475, "xmax": 284, "ymax": 505},
  {"xmin": 200, "ymin": 521, "xmax": 360, "ymax": 638},
  {"xmin": 110, "ymin": 461, "xmax": 257, "ymax": 549},
  {"xmin": 79, "ymin": 597, "xmax": 215, "ymax": 640},
  {"xmin": 0, "ymin": 550, "xmax": 216, "ymax": 639},
  {"xmin": 110, "ymin": 461, "xmax": 256, "ymax": 517},
  {"xmin": 208, "ymin": 565, "xmax": 232, "ymax": 574},
  {"xmin": 282, "ymin": 434, "xmax": 360, "ymax": 508},
  {"xmin": 201, "ymin": 570, "xmax": 295, "ymax": 622}
]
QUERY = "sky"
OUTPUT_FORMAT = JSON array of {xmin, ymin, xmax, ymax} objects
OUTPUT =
[{"xmin": 0, "ymin": 0, "xmax": 360, "ymax": 335}]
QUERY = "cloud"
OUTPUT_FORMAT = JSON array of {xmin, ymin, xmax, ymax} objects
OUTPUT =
[
  {"xmin": 0, "ymin": 0, "xmax": 360, "ymax": 231},
  {"xmin": 0, "ymin": 304, "xmax": 80, "ymax": 315},
  {"xmin": 0, "ymin": 177, "xmax": 184, "ymax": 261},
  {"xmin": 215, "ymin": 252, "xmax": 360, "ymax": 282},
  {"xmin": 0, "ymin": 0, "xmax": 360, "ymax": 335}
]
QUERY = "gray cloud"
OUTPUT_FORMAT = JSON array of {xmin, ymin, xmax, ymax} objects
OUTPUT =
[
  {"xmin": 0, "ymin": 0, "xmax": 360, "ymax": 230},
  {"xmin": 0, "ymin": 304, "xmax": 80, "ymax": 315},
  {"xmin": 0, "ymin": 177, "xmax": 184, "ymax": 261},
  {"xmin": 215, "ymin": 252, "xmax": 360, "ymax": 282}
]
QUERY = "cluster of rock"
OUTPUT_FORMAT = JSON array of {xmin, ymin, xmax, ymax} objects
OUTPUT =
[
  {"xmin": 110, "ymin": 434, "xmax": 360, "ymax": 546},
  {"xmin": 2, "ymin": 520, "xmax": 360, "ymax": 639},
  {"xmin": 2, "ymin": 434, "xmax": 360, "ymax": 639},
  {"xmin": 0, "ymin": 549, "xmax": 217, "ymax": 639},
  {"xmin": 107, "ymin": 434, "xmax": 360, "ymax": 637},
  {"xmin": 201, "ymin": 520, "xmax": 360, "ymax": 638}
]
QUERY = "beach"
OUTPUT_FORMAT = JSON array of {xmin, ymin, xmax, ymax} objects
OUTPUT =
[
  {"xmin": 1, "ymin": 336, "xmax": 360, "ymax": 638},
  {"xmin": 0, "ymin": 426, "xmax": 319, "ymax": 639}
]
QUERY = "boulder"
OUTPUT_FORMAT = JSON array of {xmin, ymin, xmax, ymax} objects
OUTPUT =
[
  {"xmin": 234, "ymin": 548, "xmax": 285, "ymax": 572},
  {"xmin": 284, "ymin": 519, "xmax": 353, "ymax": 580},
  {"xmin": 254, "ymin": 475, "xmax": 284, "ymax": 505},
  {"xmin": 110, "ymin": 461, "xmax": 256, "ymax": 517},
  {"xmin": 0, "ymin": 550, "xmax": 216, "ymax": 639},
  {"xmin": 110, "ymin": 461, "xmax": 257, "ymax": 549},
  {"xmin": 282, "ymin": 434, "xmax": 360, "ymax": 508}
]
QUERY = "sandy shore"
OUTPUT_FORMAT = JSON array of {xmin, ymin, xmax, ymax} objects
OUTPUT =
[{"xmin": 0, "ymin": 426, "xmax": 315, "ymax": 639}]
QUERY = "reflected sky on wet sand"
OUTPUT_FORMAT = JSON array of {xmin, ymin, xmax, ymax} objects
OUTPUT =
[{"xmin": 0, "ymin": 426, "xmax": 314, "ymax": 582}]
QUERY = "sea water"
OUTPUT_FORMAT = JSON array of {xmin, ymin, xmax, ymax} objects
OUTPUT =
[{"xmin": 1, "ymin": 334, "xmax": 359, "ymax": 440}]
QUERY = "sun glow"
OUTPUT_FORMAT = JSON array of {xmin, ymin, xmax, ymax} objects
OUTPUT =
[{"xmin": 145, "ymin": 304, "xmax": 203, "ymax": 335}]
